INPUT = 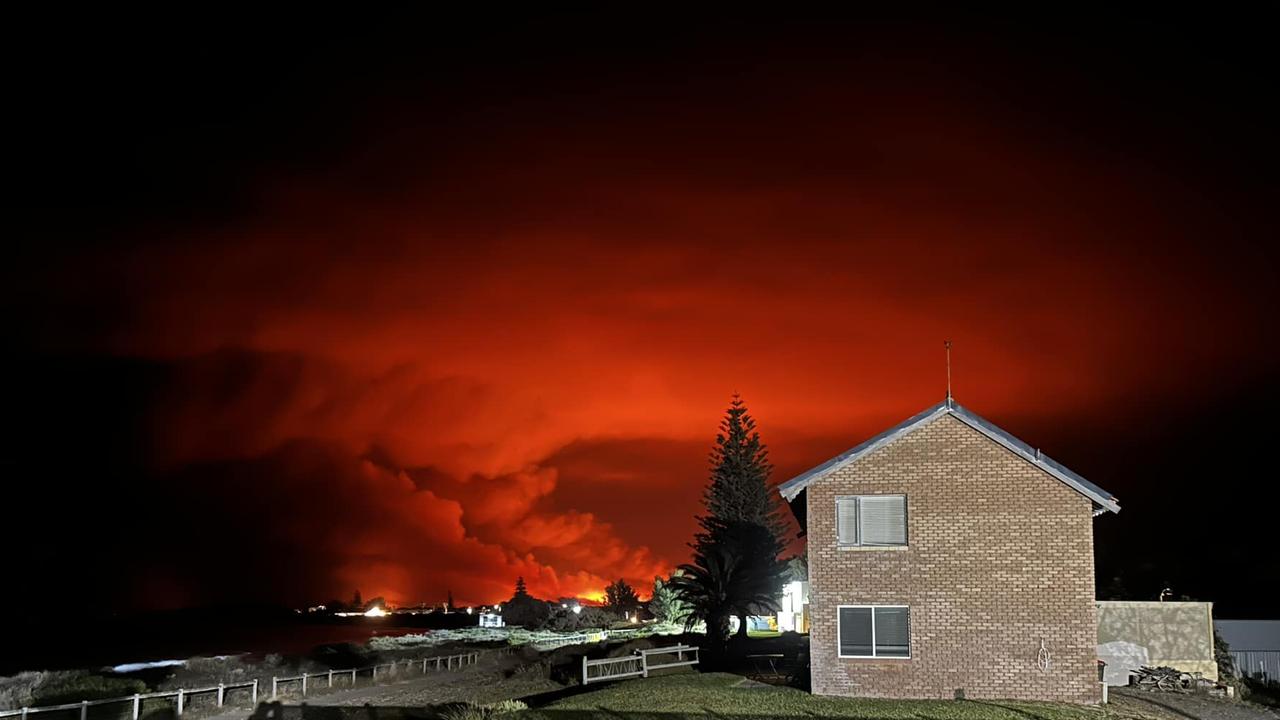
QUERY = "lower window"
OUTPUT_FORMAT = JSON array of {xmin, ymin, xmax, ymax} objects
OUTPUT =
[{"xmin": 838, "ymin": 605, "xmax": 910, "ymax": 658}]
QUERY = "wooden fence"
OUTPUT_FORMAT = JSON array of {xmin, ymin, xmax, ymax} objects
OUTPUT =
[
  {"xmin": 0, "ymin": 652, "xmax": 479, "ymax": 720},
  {"xmin": 581, "ymin": 644, "xmax": 698, "ymax": 685},
  {"xmin": 0, "ymin": 683, "xmax": 259, "ymax": 720}
]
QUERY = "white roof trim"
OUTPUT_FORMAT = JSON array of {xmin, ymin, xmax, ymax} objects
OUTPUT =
[{"xmin": 776, "ymin": 398, "xmax": 1120, "ymax": 515}]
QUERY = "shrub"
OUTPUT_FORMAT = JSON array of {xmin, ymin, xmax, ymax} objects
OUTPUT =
[
  {"xmin": 509, "ymin": 659, "xmax": 549, "ymax": 682},
  {"xmin": 31, "ymin": 674, "xmax": 147, "ymax": 707},
  {"xmin": 0, "ymin": 671, "xmax": 46, "ymax": 710},
  {"xmin": 438, "ymin": 699, "xmax": 527, "ymax": 720},
  {"xmin": 538, "ymin": 607, "xmax": 579, "ymax": 632},
  {"xmin": 575, "ymin": 607, "xmax": 618, "ymax": 629},
  {"xmin": 501, "ymin": 597, "xmax": 552, "ymax": 629}
]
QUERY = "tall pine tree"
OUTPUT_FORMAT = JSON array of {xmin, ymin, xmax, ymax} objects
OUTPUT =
[
  {"xmin": 693, "ymin": 394, "xmax": 788, "ymax": 641},
  {"xmin": 700, "ymin": 394, "xmax": 778, "ymax": 530}
]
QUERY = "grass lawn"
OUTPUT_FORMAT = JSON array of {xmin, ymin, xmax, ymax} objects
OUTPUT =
[
  {"xmin": 745, "ymin": 629, "xmax": 781, "ymax": 638},
  {"xmin": 523, "ymin": 672, "xmax": 1172, "ymax": 720}
]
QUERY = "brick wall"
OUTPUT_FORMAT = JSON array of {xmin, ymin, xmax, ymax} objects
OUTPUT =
[{"xmin": 806, "ymin": 414, "xmax": 1101, "ymax": 703}]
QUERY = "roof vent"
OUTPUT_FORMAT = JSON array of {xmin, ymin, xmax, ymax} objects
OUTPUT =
[{"xmin": 1035, "ymin": 448, "xmax": 1043, "ymax": 461}]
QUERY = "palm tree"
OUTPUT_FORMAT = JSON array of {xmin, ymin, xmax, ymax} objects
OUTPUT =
[
  {"xmin": 671, "ymin": 521, "xmax": 785, "ymax": 653},
  {"xmin": 720, "ymin": 520, "xmax": 787, "ymax": 640},
  {"xmin": 669, "ymin": 544, "xmax": 736, "ymax": 649}
]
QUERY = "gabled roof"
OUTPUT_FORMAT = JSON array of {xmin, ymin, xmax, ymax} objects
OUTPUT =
[{"xmin": 776, "ymin": 398, "xmax": 1120, "ymax": 515}]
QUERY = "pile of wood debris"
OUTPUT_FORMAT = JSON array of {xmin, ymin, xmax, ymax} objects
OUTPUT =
[{"xmin": 1130, "ymin": 666, "xmax": 1233, "ymax": 697}]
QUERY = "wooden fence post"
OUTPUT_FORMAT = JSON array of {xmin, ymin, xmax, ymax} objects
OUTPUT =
[
  {"xmin": 371, "ymin": 665, "xmax": 377, "ymax": 681},
  {"xmin": 421, "ymin": 658, "xmax": 427, "ymax": 673},
  {"xmin": 252, "ymin": 679, "xmax": 258, "ymax": 705},
  {"xmin": 328, "ymin": 670, "xmax": 333, "ymax": 688},
  {"xmin": 21, "ymin": 708, "xmax": 29, "ymax": 720},
  {"xmin": 271, "ymin": 677, "xmax": 278, "ymax": 700},
  {"xmin": 581, "ymin": 655, "xmax": 587, "ymax": 685},
  {"xmin": 301, "ymin": 673, "xmax": 307, "ymax": 697},
  {"xmin": 351, "ymin": 669, "xmax": 356, "ymax": 685},
  {"xmin": 80, "ymin": 700, "xmax": 88, "ymax": 720},
  {"xmin": 217, "ymin": 683, "xmax": 224, "ymax": 707},
  {"xmin": 176, "ymin": 688, "xmax": 184, "ymax": 715},
  {"xmin": 132, "ymin": 694, "xmax": 140, "ymax": 720}
]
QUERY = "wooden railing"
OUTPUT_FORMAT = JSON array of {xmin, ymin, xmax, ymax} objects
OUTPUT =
[
  {"xmin": 0, "ymin": 683, "xmax": 259, "ymax": 720},
  {"xmin": 0, "ymin": 652, "xmax": 480, "ymax": 720},
  {"xmin": 581, "ymin": 644, "xmax": 699, "ymax": 685}
]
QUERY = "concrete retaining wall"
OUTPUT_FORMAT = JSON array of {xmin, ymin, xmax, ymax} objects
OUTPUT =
[{"xmin": 1097, "ymin": 601, "xmax": 1216, "ymax": 681}]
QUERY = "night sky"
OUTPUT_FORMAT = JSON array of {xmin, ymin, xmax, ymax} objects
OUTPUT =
[{"xmin": 4, "ymin": 13, "xmax": 1278, "ymax": 623}]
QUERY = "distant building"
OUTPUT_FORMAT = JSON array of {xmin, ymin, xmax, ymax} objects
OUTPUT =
[
  {"xmin": 777, "ymin": 580, "xmax": 809, "ymax": 633},
  {"xmin": 479, "ymin": 612, "xmax": 505, "ymax": 628},
  {"xmin": 1216, "ymin": 619, "xmax": 1280, "ymax": 683}
]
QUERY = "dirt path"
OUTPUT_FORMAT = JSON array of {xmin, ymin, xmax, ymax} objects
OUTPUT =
[
  {"xmin": 1113, "ymin": 688, "xmax": 1280, "ymax": 720},
  {"xmin": 200, "ymin": 659, "xmax": 560, "ymax": 720}
]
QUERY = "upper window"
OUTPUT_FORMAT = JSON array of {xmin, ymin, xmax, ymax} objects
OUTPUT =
[
  {"xmin": 838, "ymin": 605, "xmax": 910, "ymax": 658},
  {"xmin": 837, "ymin": 494, "xmax": 907, "ymax": 546}
]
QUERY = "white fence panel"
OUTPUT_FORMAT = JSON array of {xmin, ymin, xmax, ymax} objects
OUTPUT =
[{"xmin": 581, "ymin": 644, "xmax": 699, "ymax": 685}]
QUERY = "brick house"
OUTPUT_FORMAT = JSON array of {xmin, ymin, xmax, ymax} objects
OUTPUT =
[{"xmin": 777, "ymin": 398, "xmax": 1120, "ymax": 703}]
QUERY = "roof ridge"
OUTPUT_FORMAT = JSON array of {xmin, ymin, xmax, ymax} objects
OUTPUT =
[{"xmin": 776, "ymin": 399, "xmax": 1120, "ymax": 514}]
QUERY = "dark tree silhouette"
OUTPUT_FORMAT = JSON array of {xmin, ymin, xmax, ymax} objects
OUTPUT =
[
  {"xmin": 502, "ymin": 576, "xmax": 549, "ymax": 628},
  {"xmin": 605, "ymin": 578, "xmax": 639, "ymax": 612},
  {"xmin": 671, "ymin": 523, "xmax": 785, "ymax": 656},
  {"xmin": 700, "ymin": 394, "xmax": 776, "ymax": 528},
  {"xmin": 691, "ymin": 395, "xmax": 788, "ymax": 640}
]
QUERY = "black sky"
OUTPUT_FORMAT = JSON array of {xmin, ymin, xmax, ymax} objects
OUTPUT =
[{"xmin": 3, "ymin": 11, "xmax": 1278, "ymax": 634}]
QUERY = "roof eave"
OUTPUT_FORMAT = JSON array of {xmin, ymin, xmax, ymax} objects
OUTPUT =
[{"xmin": 776, "ymin": 401, "xmax": 950, "ymax": 502}]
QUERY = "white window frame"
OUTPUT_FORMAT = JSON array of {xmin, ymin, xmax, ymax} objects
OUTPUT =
[
  {"xmin": 836, "ymin": 604, "xmax": 911, "ymax": 659},
  {"xmin": 835, "ymin": 494, "xmax": 908, "ymax": 547}
]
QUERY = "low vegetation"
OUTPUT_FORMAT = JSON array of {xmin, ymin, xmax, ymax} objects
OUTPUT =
[
  {"xmin": 0, "ymin": 671, "xmax": 147, "ymax": 710},
  {"xmin": 439, "ymin": 699, "xmax": 528, "ymax": 720}
]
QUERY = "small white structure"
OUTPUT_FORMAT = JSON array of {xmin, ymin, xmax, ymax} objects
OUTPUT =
[
  {"xmin": 1097, "ymin": 640, "xmax": 1150, "ymax": 686},
  {"xmin": 479, "ymin": 612, "xmax": 504, "ymax": 628},
  {"xmin": 777, "ymin": 580, "xmax": 809, "ymax": 632}
]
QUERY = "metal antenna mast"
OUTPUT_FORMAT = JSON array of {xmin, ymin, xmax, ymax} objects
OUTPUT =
[{"xmin": 944, "ymin": 340, "xmax": 953, "ymax": 402}]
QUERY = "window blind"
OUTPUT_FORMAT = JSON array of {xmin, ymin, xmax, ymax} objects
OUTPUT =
[
  {"xmin": 858, "ymin": 495, "xmax": 907, "ymax": 546},
  {"xmin": 838, "ymin": 606, "xmax": 911, "ymax": 658},
  {"xmin": 837, "ymin": 496, "xmax": 859, "ymax": 545}
]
